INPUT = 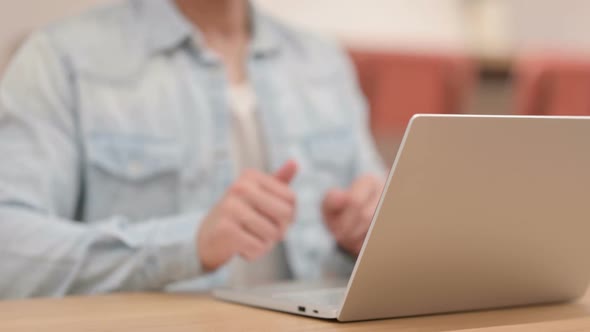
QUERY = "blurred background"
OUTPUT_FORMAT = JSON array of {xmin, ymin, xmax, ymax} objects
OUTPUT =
[{"xmin": 1, "ymin": 0, "xmax": 590, "ymax": 166}]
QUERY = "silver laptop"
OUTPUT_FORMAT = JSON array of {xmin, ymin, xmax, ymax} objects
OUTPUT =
[{"xmin": 214, "ymin": 114, "xmax": 590, "ymax": 322}]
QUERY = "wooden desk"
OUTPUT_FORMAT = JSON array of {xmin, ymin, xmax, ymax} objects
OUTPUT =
[{"xmin": 1, "ymin": 291, "xmax": 590, "ymax": 331}]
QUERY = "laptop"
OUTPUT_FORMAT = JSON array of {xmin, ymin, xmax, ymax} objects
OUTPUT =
[{"xmin": 214, "ymin": 114, "xmax": 590, "ymax": 322}]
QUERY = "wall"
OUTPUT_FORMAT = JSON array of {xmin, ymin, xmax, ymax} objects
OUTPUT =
[
  {"xmin": 2, "ymin": 0, "xmax": 590, "ymax": 74},
  {"xmin": 508, "ymin": 0, "xmax": 590, "ymax": 54},
  {"xmin": 0, "ymin": 0, "xmax": 471, "ymax": 74},
  {"xmin": 256, "ymin": 0, "xmax": 590, "ymax": 56},
  {"xmin": 0, "ymin": 0, "xmax": 115, "ymax": 72},
  {"xmin": 255, "ymin": 0, "xmax": 470, "ymax": 52}
]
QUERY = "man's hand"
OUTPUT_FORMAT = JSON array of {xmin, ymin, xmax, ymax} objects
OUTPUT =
[
  {"xmin": 197, "ymin": 160, "xmax": 298, "ymax": 272},
  {"xmin": 322, "ymin": 175, "xmax": 385, "ymax": 257}
]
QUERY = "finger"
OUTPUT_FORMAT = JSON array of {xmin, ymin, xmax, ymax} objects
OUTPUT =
[
  {"xmin": 274, "ymin": 160, "xmax": 299, "ymax": 184},
  {"xmin": 347, "ymin": 191, "xmax": 381, "ymax": 253},
  {"xmin": 248, "ymin": 170, "xmax": 296, "ymax": 204},
  {"xmin": 361, "ymin": 191, "xmax": 381, "ymax": 224},
  {"xmin": 341, "ymin": 230, "xmax": 367, "ymax": 258},
  {"xmin": 322, "ymin": 189, "xmax": 349, "ymax": 216},
  {"xmin": 232, "ymin": 198, "xmax": 282, "ymax": 242},
  {"xmin": 353, "ymin": 237, "xmax": 366, "ymax": 256},
  {"xmin": 322, "ymin": 189, "xmax": 349, "ymax": 233},
  {"xmin": 351, "ymin": 206, "xmax": 375, "ymax": 246},
  {"xmin": 236, "ymin": 230, "xmax": 270, "ymax": 261},
  {"xmin": 238, "ymin": 182, "xmax": 294, "ymax": 233},
  {"xmin": 337, "ymin": 178, "xmax": 379, "ymax": 237},
  {"xmin": 349, "ymin": 176, "xmax": 380, "ymax": 210}
]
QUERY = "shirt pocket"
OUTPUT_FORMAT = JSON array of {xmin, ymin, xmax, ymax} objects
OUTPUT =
[
  {"xmin": 84, "ymin": 133, "xmax": 182, "ymax": 222},
  {"xmin": 299, "ymin": 126, "xmax": 355, "ymax": 190},
  {"xmin": 305, "ymin": 126, "xmax": 354, "ymax": 162}
]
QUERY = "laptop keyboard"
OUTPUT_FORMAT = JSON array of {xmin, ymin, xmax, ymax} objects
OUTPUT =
[{"xmin": 271, "ymin": 287, "xmax": 346, "ymax": 307}]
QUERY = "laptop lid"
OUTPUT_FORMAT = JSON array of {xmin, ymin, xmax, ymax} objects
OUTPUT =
[{"xmin": 339, "ymin": 114, "xmax": 590, "ymax": 321}]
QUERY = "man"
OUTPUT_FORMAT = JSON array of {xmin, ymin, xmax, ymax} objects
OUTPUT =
[{"xmin": 0, "ymin": 0, "xmax": 385, "ymax": 298}]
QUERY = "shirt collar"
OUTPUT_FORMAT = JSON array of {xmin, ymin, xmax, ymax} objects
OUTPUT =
[{"xmin": 134, "ymin": 0, "xmax": 280, "ymax": 57}]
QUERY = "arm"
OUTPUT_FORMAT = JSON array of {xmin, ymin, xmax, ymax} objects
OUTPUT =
[{"xmin": 0, "ymin": 33, "xmax": 203, "ymax": 298}]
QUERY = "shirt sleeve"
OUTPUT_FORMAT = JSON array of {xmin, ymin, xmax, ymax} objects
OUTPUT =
[{"xmin": 0, "ymin": 32, "xmax": 205, "ymax": 299}]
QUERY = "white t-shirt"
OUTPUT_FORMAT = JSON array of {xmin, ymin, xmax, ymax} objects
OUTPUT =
[{"xmin": 228, "ymin": 82, "xmax": 292, "ymax": 287}]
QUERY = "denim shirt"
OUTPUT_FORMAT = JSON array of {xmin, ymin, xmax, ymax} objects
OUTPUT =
[{"xmin": 0, "ymin": 0, "xmax": 384, "ymax": 298}]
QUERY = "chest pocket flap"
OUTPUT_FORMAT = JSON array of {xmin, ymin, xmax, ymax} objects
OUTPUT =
[{"xmin": 87, "ymin": 133, "xmax": 182, "ymax": 182}]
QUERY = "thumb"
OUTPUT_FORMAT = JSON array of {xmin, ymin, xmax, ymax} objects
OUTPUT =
[
  {"xmin": 274, "ymin": 160, "xmax": 299, "ymax": 184},
  {"xmin": 323, "ymin": 189, "xmax": 349, "ymax": 214}
]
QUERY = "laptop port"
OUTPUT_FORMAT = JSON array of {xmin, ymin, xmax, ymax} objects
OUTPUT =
[{"xmin": 298, "ymin": 306, "xmax": 306, "ymax": 313}]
